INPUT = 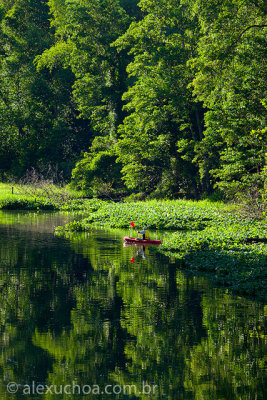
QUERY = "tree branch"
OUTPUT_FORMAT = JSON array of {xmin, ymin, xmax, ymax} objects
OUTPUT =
[{"xmin": 232, "ymin": 24, "xmax": 267, "ymax": 47}]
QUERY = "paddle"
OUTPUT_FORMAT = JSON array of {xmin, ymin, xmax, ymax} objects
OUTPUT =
[{"xmin": 130, "ymin": 223, "xmax": 136, "ymax": 264}]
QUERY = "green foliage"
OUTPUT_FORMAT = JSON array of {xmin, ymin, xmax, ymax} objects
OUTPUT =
[
  {"xmin": 64, "ymin": 199, "xmax": 231, "ymax": 230},
  {"xmin": 162, "ymin": 220, "xmax": 266, "ymax": 253},
  {"xmin": 0, "ymin": 0, "xmax": 89, "ymax": 177},
  {"xmin": 37, "ymin": 0, "xmax": 130, "ymax": 135},
  {"xmin": 0, "ymin": 183, "xmax": 58, "ymax": 210},
  {"xmin": 60, "ymin": 197, "xmax": 106, "ymax": 212},
  {"xmin": 162, "ymin": 225, "xmax": 267, "ymax": 299},
  {"xmin": 212, "ymin": 128, "xmax": 267, "ymax": 197},
  {"xmin": 71, "ymin": 136, "xmax": 126, "ymax": 197},
  {"xmin": 0, "ymin": 0, "xmax": 266, "ymax": 204},
  {"xmin": 114, "ymin": 0, "xmax": 202, "ymax": 195},
  {"xmin": 188, "ymin": 0, "xmax": 267, "ymax": 201},
  {"xmin": 36, "ymin": 0, "xmax": 138, "ymax": 193},
  {"xmin": 0, "ymin": 182, "xmax": 96, "ymax": 210}
]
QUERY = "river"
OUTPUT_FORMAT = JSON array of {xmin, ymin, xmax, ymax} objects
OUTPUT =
[{"xmin": 0, "ymin": 211, "xmax": 265, "ymax": 399}]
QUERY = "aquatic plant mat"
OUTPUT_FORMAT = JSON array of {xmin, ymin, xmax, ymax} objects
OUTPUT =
[{"xmin": 57, "ymin": 200, "xmax": 267, "ymax": 301}]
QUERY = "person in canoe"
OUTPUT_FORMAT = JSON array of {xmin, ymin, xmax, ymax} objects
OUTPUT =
[{"xmin": 136, "ymin": 226, "xmax": 150, "ymax": 240}]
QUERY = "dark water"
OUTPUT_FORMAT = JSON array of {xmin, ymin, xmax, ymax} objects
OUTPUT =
[{"xmin": 0, "ymin": 211, "xmax": 266, "ymax": 399}]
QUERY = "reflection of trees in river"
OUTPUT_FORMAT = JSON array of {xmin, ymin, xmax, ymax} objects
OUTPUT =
[
  {"xmin": 183, "ymin": 292, "xmax": 266, "ymax": 400},
  {"xmin": 0, "ymin": 225, "xmax": 265, "ymax": 399},
  {"xmin": 0, "ymin": 226, "xmax": 92, "ymax": 399}
]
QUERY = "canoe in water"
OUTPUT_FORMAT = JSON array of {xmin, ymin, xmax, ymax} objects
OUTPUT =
[{"xmin": 123, "ymin": 236, "xmax": 162, "ymax": 245}]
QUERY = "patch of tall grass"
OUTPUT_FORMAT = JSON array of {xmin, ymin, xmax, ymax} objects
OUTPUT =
[{"xmin": 0, "ymin": 183, "xmax": 88, "ymax": 210}]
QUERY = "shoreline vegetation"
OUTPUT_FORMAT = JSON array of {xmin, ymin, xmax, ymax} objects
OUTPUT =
[{"xmin": 1, "ymin": 183, "xmax": 266, "ymax": 301}]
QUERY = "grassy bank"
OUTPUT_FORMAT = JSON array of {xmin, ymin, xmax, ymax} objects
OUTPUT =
[
  {"xmin": 0, "ymin": 183, "xmax": 57, "ymax": 210},
  {"xmin": 0, "ymin": 183, "xmax": 104, "ymax": 211},
  {"xmin": 58, "ymin": 199, "xmax": 267, "ymax": 301}
]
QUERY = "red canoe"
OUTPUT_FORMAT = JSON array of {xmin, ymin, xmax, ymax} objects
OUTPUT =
[{"xmin": 123, "ymin": 236, "xmax": 162, "ymax": 245}]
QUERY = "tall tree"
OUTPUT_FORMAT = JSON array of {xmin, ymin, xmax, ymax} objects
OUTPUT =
[
  {"xmin": 0, "ymin": 0, "xmax": 89, "ymax": 178},
  {"xmin": 188, "ymin": 0, "xmax": 267, "ymax": 199},
  {"xmin": 37, "ymin": 0, "xmax": 131, "ymax": 136},
  {"xmin": 114, "ymin": 0, "xmax": 202, "ymax": 197},
  {"xmin": 37, "ymin": 0, "xmax": 137, "ymax": 194}
]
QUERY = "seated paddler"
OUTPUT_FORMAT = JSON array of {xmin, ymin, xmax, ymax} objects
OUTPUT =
[{"xmin": 137, "ymin": 226, "xmax": 150, "ymax": 240}]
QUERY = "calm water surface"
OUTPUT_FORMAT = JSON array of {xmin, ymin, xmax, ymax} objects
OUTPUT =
[{"xmin": 0, "ymin": 211, "xmax": 266, "ymax": 399}]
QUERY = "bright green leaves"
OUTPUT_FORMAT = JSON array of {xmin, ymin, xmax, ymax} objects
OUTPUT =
[
  {"xmin": 187, "ymin": 0, "xmax": 267, "ymax": 202},
  {"xmin": 211, "ymin": 128, "xmax": 267, "ymax": 199},
  {"xmin": 0, "ymin": 0, "xmax": 90, "ymax": 176},
  {"xmin": 35, "ymin": 42, "xmax": 73, "ymax": 71},
  {"xmin": 113, "ymin": 0, "xmax": 201, "ymax": 196},
  {"xmin": 74, "ymin": 198, "xmax": 227, "ymax": 229},
  {"xmin": 72, "ymin": 136, "xmax": 125, "ymax": 196},
  {"xmin": 0, "ymin": 0, "xmax": 265, "ymax": 202},
  {"xmin": 38, "ymin": 0, "xmax": 130, "ymax": 134}
]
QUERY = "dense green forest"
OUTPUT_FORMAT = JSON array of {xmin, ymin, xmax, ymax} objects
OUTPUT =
[{"xmin": 0, "ymin": 0, "xmax": 266, "ymax": 201}]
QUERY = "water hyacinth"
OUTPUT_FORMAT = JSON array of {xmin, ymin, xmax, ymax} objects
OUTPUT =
[{"xmin": 57, "ymin": 199, "xmax": 266, "ymax": 300}]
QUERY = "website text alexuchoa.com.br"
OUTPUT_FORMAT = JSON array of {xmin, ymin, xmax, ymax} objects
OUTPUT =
[{"xmin": 6, "ymin": 381, "xmax": 159, "ymax": 396}]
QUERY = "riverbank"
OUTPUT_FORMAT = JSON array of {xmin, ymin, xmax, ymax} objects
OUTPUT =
[
  {"xmin": 0, "ymin": 183, "xmax": 103, "ymax": 212},
  {"xmin": 57, "ymin": 200, "xmax": 267, "ymax": 301}
]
